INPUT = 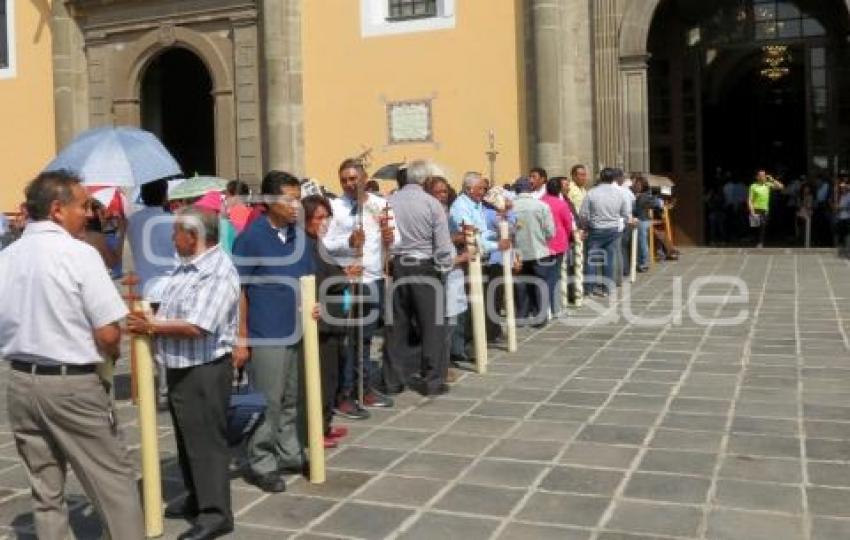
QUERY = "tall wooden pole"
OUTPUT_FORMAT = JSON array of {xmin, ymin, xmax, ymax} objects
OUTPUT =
[
  {"xmin": 464, "ymin": 223, "xmax": 488, "ymax": 374},
  {"xmin": 300, "ymin": 276, "xmax": 326, "ymax": 483},
  {"xmin": 499, "ymin": 220, "xmax": 517, "ymax": 353}
]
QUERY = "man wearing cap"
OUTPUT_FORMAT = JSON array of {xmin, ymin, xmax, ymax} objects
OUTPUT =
[{"xmin": 0, "ymin": 170, "xmax": 144, "ymax": 540}]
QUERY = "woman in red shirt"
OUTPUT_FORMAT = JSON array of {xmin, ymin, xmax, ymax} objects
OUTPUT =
[{"xmin": 541, "ymin": 177, "xmax": 574, "ymax": 318}]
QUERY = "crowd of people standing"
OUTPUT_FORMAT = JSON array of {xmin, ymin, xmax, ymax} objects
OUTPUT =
[{"xmin": 0, "ymin": 158, "xmax": 678, "ymax": 540}]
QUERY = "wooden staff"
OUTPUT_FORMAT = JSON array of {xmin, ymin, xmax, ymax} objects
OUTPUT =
[
  {"xmin": 649, "ymin": 209, "xmax": 656, "ymax": 268},
  {"xmin": 124, "ymin": 274, "xmax": 163, "ymax": 538},
  {"xmin": 499, "ymin": 220, "xmax": 517, "ymax": 353},
  {"xmin": 463, "ymin": 223, "xmax": 488, "ymax": 374},
  {"xmin": 663, "ymin": 204, "xmax": 674, "ymax": 246},
  {"xmin": 300, "ymin": 275, "xmax": 326, "ymax": 484},
  {"xmin": 630, "ymin": 226, "xmax": 638, "ymax": 283}
]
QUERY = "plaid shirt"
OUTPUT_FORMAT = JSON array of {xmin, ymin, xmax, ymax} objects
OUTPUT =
[{"xmin": 155, "ymin": 245, "xmax": 239, "ymax": 369}]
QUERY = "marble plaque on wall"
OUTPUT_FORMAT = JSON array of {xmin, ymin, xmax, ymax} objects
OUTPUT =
[{"xmin": 387, "ymin": 100, "xmax": 432, "ymax": 144}]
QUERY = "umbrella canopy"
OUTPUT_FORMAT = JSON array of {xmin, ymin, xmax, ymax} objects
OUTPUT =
[
  {"xmin": 371, "ymin": 162, "xmax": 406, "ymax": 180},
  {"xmin": 648, "ymin": 174, "xmax": 675, "ymax": 189},
  {"xmin": 168, "ymin": 176, "xmax": 228, "ymax": 201},
  {"xmin": 45, "ymin": 126, "xmax": 182, "ymax": 187}
]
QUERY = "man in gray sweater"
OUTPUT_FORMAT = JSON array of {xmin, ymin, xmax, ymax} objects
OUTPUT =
[
  {"xmin": 578, "ymin": 168, "xmax": 632, "ymax": 297},
  {"xmin": 512, "ymin": 177, "xmax": 555, "ymax": 325}
]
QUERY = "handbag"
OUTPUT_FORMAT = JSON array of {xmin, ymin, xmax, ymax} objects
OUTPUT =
[
  {"xmin": 749, "ymin": 213, "xmax": 762, "ymax": 228},
  {"xmin": 226, "ymin": 369, "xmax": 267, "ymax": 447}
]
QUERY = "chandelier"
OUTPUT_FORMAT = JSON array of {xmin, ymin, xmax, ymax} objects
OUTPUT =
[{"xmin": 761, "ymin": 45, "xmax": 791, "ymax": 81}]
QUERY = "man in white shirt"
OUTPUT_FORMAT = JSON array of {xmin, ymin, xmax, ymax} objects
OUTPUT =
[
  {"xmin": 614, "ymin": 171, "xmax": 637, "ymax": 280},
  {"xmin": 0, "ymin": 171, "xmax": 143, "ymax": 540},
  {"xmin": 323, "ymin": 158, "xmax": 400, "ymax": 414}
]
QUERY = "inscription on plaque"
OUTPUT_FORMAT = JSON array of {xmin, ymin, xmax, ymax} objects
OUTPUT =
[{"xmin": 387, "ymin": 100, "xmax": 432, "ymax": 144}]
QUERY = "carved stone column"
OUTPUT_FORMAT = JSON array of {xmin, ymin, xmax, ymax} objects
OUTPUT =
[
  {"xmin": 51, "ymin": 1, "xmax": 89, "ymax": 147},
  {"xmin": 593, "ymin": 0, "xmax": 623, "ymax": 170},
  {"xmin": 621, "ymin": 55, "xmax": 650, "ymax": 173},
  {"xmin": 260, "ymin": 0, "xmax": 304, "ymax": 175},
  {"xmin": 530, "ymin": 0, "xmax": 563, "ymax": 173}
]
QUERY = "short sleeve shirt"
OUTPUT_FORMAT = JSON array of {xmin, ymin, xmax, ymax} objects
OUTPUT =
[
  {"xmin": 0, "ymin": 221, "xmax": 128, "ymax": 365},
  {"xmin": 749, "ymin": 183, "xmax": 771, "ymax": 212}
]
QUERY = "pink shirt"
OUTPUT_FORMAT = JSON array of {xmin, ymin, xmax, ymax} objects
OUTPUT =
[{"xmin": 542, "ymin": 194, "xmax": 573, "ymax": 255}]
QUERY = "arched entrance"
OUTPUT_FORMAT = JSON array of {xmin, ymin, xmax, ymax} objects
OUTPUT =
[
  {"xmin": 141, "ymin": 48, "xmax": 216, "ymax": 177},
  {"xmin": 643, "ymin": 0, "xmax": 850, "ymax": 246}
]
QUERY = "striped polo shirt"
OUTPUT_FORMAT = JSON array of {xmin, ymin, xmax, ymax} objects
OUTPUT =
[{"xmin": 155, "ymin": 245, "xmax": 240, "ymax": 369}]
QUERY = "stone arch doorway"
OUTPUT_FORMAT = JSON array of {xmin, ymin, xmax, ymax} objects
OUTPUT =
[
  {"xmin": 620, "ymin": 0, "xmax": 850, "ymax": 246},
  {"xmin": 141, "ymin": 48, "xmax": 216, "ymax": 177}
]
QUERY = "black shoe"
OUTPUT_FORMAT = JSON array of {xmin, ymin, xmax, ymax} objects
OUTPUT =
[
  {"xmin": 334, "ymin": 399, "xmax": 371, "ymax": 420},
  {"xmin": 377, "ymin": 384, "xmax": 405, "ymax": 396},
  {"xmin": 409, "ymin": 377, "xmax": 447, "ymax": 397},
  {"xmin": 177, "ymin": 519, "xmax": 233, "ymax": 540},
  {"xmin": 164, "ymin": 497, "xmax": 198, "ymax": 520},
  {"xmin": 363, "ymin": 389, "xmax": 394, "ymax": 408},
  {"xmin": 243, "ymin": 470, "xmax": 286, "ymax": 493}
]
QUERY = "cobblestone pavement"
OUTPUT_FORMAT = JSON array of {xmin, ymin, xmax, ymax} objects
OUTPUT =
[{"xmin": 1, "ymin": 249, "xmax": 849, "ymax": 540}]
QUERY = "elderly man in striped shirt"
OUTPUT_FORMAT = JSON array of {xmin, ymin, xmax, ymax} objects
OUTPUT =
[{"xmin": 128, "ymin": 207, "xmax": 240, "ymax": 540}]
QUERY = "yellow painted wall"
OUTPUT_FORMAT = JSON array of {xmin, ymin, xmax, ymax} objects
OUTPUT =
[
  {"xmin": 302, "ymin": 0, "xmax": 527, "ymax": 190},
  {"xmin": 0, "ymin": 1, "xmax": 56, "ymax": 212}
]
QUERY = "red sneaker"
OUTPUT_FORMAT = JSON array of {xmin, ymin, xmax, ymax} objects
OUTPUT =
[
  {"xmin": 327, "ymin": 426, "xmax": 349, "ymax": 439},
  {"xmin": 323, "ymin": 437, "xmax": 339, "ymax": 449}
]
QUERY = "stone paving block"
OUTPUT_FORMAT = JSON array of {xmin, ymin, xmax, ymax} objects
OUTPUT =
[
  {"xmin": 727, "ymin": 433, "xmax": 801, "ymax": 458},
  {"xmin": 660, "ymin": 412, "xmax": 728, "ymax": 432},
  {"xmin": 606, "ymin": 395, "xmax": 669, "ymax": 412},
  {"xmin": 357, "ymin": 475, "xmax": 444, "ymax": 506},
  {"xmin": 354, "ymin": 429, "xmax": 433, "ymax": 451},
  {"xmin": 669, "ymin": 397, "xmax": 731, "ymax": 415},
  {"xmin": 516, "ymin": 492, "xmax": 609, "ymax": 527},
  {"xmin": 594, "ymin": 409, "xmax": 658, "ymax": 427},
  {"xmin": 618, "ymin": 382, "xmax": 675, "ymax": 396},
  {"xmin": 387, "ymin": 411, "xmax": 461, "ymax": 431},
  {"xmin": 445, "ymin": 416, "xmax": 518, "ymax": 437},
  {"xmin": 538, "ymin": 466, "xmax": 625, "ymax": 496},
  {"xmin": 312, "ymin": 502, "xmax": 413, "ymax": 539},
  {"xmin": 461, "ymin": 459, "xmax": 545, "ymax": 488},
  {"xmin": 731, "ymin": 416, "xmax": 799, "ymax": 436},
  {"xmin": 422, "ymin": 434, "xmax": 496, "ymax": 456},
  {"xmin": 469, "ymin": 401, "xmax": 536, "ymax": 419},
  {"xmin": 605, "ymin": 501, "xmax": 702, "ymax": 537},
  {"xmin": 649, "ymin": 429, "xmax": 724, "ymax": 452},
  {"xmin": 623, "ymin": 472, "xmax": 711, "ymax": 504},
  {"xmin": 714, "ymin": 479, "xmax": 803, "ymax": 513},
  {"xmin": 414, "ymin": 398, "xmax": 479, "ymax": 414},
  {"xmin": 285, "ymin": 471, "xmax": 374, "ymax": 500},
  {"xmin": 577, "ymin": 425, "xmax": 648, "ymax": 446},
  {"xmin": 735, "ymin": 400, "xmax": 799, "ymax": 418},
  {"xmin": 808, "ymin": 462, "xmax": 850, "ymax": 487},
  {"xmin": 327, "ymin": 447, "xmax": 405, "ymax": 472},
  {"xmin": 806, "ymin": 438, "xmax": 850, "ymax": 461},
  {"xmin": 389, "ymin": 452, "xmax": 474, "ymax": 480},
  {"xmin": 628, "ymin": 370, "xmax": 682, "ymax": 383},
  {"xmin": 238, "ymin": 495, "xmax": 336, "ymax": 530},
  {"xmin": 496, "ymin": 522, "xmax": 591, "ymax": 540},
  {"xmin": 559, "ymin": 442, "xmax": 639, "ymax": 469},
  {"xmin": 398, "ymin": 512, "xmax": 500, "ymax": 540},
  {"xmin": 637, "ymin": 449, "xmax": 717, "ymax": 477},
  {"xmin": 706, "ymin": 509, "xmax": 806, "ymax": 540},
  {"xmin": 485, "ymin": 439, "xmax": 563, "ymax": 462},
  {"xmin": 432, "ymin": 483, "xmax": 525, "ymax": 516},
  {"xmin": 228, "ymin": 524, "xmax": 293, "ymax": 539},
  {"xmin": 560, "ymin": 378, "xmax": 620, "ymax": 393},
  {"xmin": 508, "ymin": 420, "xmax": 580, "ymax": 442},
  {"xmin": 719, "ymin": 455, "xmax": 803, "ymax": 484},
  {"xmin": 548, "ymin": 391, "xmax": 610, "ymax": 407},
  {"xmin": 490, "ymin": 388, "xmax": 553, "ymax": 403},
  {"xmin": 811, "ymin": 517, "xmax": 850, "ymax": 540},
  {"xmin": 807, "ymin": 486, "xmax": 850, "ymax": 518},
  {"xmin": 532, "ymin": 405, "xmax": 596, "ymax": 423}
]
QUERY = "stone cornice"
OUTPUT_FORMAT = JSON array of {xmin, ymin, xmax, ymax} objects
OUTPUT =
[{"xmin": 67, "ymin": 0, "xmax": 257, "ymax": 34}]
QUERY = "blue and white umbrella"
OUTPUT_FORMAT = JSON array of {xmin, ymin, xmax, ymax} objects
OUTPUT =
[{"xmin": 44, "ymin": 126, "xmax": 182, "ymax": 187}]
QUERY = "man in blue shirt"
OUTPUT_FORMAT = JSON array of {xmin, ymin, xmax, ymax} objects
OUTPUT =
[{"xmin": 232, "ymin": 171, "xmax": 314, "ymax": 493}]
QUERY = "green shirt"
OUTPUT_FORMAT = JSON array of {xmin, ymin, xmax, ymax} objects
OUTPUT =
[{"xmin": 749, "ymin": 183, "xmax": 772, "ymax": 212}]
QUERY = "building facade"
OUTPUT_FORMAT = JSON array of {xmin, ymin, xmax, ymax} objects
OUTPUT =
[{"xmin": 4, "ymin": 0, "xmax": 850, "ymax": 244}]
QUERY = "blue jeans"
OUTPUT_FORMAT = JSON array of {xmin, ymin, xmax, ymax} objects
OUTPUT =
[
  {"xmin": 542, "ymin": 253, "xmax": 564, "ymax": 316},
  {"xmin": 638, "ymin": 220, "xmax": 651, "ymax": 268},
  {"xmin": 584, "ymin": 228, "xmax": 621, "ymax": 294}
]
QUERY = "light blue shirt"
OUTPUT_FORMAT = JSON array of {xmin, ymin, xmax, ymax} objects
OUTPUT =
[
  {"xmin": 127, "ymin": 206, "xmax": 178, "ymax": 303},
  {"xmin": 484, "ymin": 206, "xmax": 517, "ymax": 265},
  {"xmin": 449, "ymin": 193, "xmax": 498, "ymax": 255}
]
